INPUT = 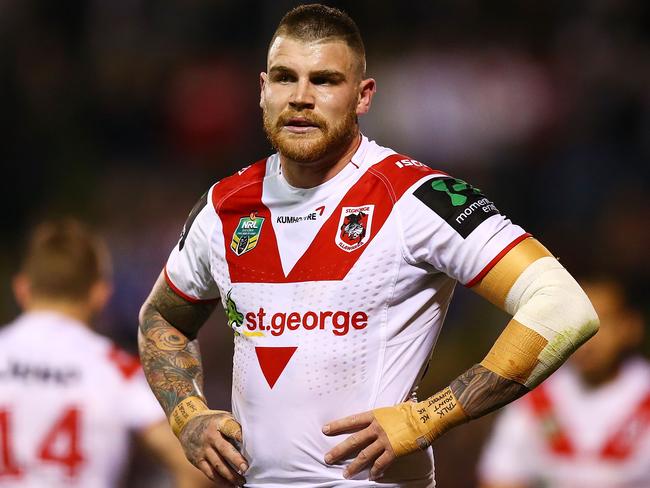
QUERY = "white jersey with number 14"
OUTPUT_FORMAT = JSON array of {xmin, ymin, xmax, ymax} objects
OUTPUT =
[{"xmin": 0, "ymin": 311, "xmax": 165, "ymax": 488}]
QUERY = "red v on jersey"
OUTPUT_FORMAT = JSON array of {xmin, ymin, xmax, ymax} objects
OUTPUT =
[
  {"xmin": 601, "ymin": 391, "xmax": 650, "ymax": 460},
  {"xmin": 528, "ymin": 385, "xmax": 575, "ymax": 456},
  {"xmin": 214, "ymin": 154, "xmax": 441, "ymax": 283},
  {"xmin": 255, "ymin": 346, "xmax": 297, "ymax": 389},
  {"xmin": 529, "ymin": 385, "xmax": 650, "ymax": 461}
]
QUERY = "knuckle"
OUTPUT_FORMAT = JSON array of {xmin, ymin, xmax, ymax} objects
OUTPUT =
[
  {"xmin": 374, "ymin": 457, "xmax": 387, "ymax": 470},
  {"xmin": 349, "ymin": 434, "xmax": 359, "ymax": 448}
]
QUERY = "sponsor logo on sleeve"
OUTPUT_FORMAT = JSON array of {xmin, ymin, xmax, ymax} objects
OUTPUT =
[
  {"xmin": 230, "ymin": 212, "xmax": 264, "ymax": 256},
  {"xmin": 335, "ymin": 205, "xmax": 374, "ymax": 252},
  {"xmin": 414, "ymin": 177, "xmax": 499, "ymax": 238}
]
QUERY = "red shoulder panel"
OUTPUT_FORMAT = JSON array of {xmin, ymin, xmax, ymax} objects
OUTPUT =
[
  {"xmin": 368, "ymin": 154, "xmax": 447, "ymax": 203},
  {"xmin": 107, "ymin": 344, "xmax": 141, "ymax": 381},
  {"xmin": 211, "ymin": 158, "xmax": 268, "ymax": 213}
]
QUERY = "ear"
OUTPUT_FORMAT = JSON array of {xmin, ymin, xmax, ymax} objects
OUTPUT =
[
  {"xmin": 12, "ymin": 274, "xmax": 31, "ymax": 310},
  {"xmin": 356, "ymin": 78, "xmax": 376, "ymax": 116},
  {"xmin": 259, "ymin": 72, "xmax": 268, "ymax": 109},
  {"xmin": 88, "ymin": 280, "xmax": 113, "ymax": 316},
  {"xmin": 623, "ymin": 310, "xmax": 645, "ymax": 349}
]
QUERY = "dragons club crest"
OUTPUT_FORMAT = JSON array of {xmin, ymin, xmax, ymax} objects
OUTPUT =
[{"xmin": 335, "ymin": 205, "xmax": 374, "ymax": 252}]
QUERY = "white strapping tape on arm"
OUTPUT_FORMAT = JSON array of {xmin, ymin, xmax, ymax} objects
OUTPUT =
[{"xmin": 504, "ymin": 256, "xmax": 599, "ymax": 388}]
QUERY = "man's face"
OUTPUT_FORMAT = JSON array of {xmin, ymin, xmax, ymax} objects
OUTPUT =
[
  {"xmin": 570, "ymin": 282, "xmax": 643, "ymax": 384},
  {"xmin": 260, "ymin": 36, "xmax": 372, "ymax": 164}
]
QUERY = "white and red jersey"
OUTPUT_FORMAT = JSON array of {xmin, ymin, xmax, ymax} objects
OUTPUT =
[
  {"xmin": 478, "ymin": 359, "xmax": 650, "ymax": 488},
  {"xmin": 0, "ymin": 311, "xmax": 165, "ymax": 488},
  {"xmin": 165, "ymin": 135, "xmax": 529, "ymax": 487}
]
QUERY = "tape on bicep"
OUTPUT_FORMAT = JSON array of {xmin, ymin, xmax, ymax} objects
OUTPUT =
[
  {"xmin": 472, "ymin": 238, "xmax": 553, "ymax": 309},
  {"xmin": 488, "ymin": 256, "xmax": 599, "ymax": 387}
]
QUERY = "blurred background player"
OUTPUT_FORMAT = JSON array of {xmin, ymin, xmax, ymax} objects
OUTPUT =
[
  {"xmin": 478, "ymin": 277, "xmax": 649, "ymax": 488},
  {"xmin": 0, "ymin": 219, "xmax": 210, "ymax": 488}
]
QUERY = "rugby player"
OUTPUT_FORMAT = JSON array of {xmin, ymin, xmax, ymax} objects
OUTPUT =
[
  {"xmin": 138, "ymin": 4, "xmax": 599, "ymax": 487},
  {"xmin": 0, "ymin": 220, "xmax": 209, "ymax": 488},
  {"xmin": 479, "ymin": 278, "xmax": 649, "ymax": 488}
]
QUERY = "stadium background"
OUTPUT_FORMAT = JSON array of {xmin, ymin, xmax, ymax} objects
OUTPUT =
[{"xmin": 1, "ymin": 1, "xmax": 648, "ymax": 486}]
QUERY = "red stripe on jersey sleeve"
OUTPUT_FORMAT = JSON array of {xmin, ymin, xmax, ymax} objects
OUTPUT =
[
  {"xmin": 464, "ymin": 233, "xmax": 533, "ymax": 288},
  {"xmin": 163, "ymin": 266, "xmax": 219, "ymax": 304}
]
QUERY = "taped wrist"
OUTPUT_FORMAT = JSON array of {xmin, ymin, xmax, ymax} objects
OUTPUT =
[
  {"xmin": 169, "ymin": 396, "xmax": 219, "ymax": 437},
  {"xmin": 373, "ymin": 387, "xmax": 468, "ymax": 456}
]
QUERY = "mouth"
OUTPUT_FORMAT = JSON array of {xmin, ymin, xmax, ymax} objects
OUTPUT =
[{"xmin": 282, "ymin": 117, "xmax": 321, "ymax": 134}]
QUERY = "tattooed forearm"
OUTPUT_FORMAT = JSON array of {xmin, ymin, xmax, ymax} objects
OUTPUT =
[
  {"xmin": 143, "ymin": 276, "xmax": 216, "ymax": 340},
  {"xmin": 138, "ymin": 273, "xmax": 218, "ymax": 417},
  {"xmin": 449, "ymin": 364, "xmax": 528, "ymax": 419}
]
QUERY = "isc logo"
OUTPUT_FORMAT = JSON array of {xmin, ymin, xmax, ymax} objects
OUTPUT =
[{"xmin": 395, "ymin": 159, "xmax": 426, "ymax": 169}]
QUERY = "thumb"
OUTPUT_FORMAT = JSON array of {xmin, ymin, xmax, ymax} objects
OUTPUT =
[{"xmin": 219, "ymin": 416, "xmax": 243, "ymax": 443}]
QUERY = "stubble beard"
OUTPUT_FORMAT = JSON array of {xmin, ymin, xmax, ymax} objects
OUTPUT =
[{"xmin": 263, "ymin": 105, "xmax": 358, "ymax": 165}]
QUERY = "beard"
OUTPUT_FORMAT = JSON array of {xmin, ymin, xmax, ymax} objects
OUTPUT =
[{"xmin": 263, "ymin": 105, "xmax": 358, "ymax": 164}]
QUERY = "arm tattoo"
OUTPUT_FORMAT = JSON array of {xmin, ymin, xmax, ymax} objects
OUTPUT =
[
  {"xmin": 449, "ymin": 364, "xmax": 528, "ymax": 419},
  {"xmin": 138, "ymin": 273, "xmax": 217, "ymax": 417}
]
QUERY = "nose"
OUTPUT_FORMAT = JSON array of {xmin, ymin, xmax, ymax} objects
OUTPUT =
[{"xmin": 289, "ymin": 78, "xmax": 315, "ymax": 110}]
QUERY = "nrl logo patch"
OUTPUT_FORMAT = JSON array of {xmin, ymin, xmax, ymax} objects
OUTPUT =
[
  {"xmin": 336, "ymin": 205, "xmax": 374, "ymax": 252},
  {"xmin": 230, "ymin": 212, "xmax": 264, "ymax": 256}
]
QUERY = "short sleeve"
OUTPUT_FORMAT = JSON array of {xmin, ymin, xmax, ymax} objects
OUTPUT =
[
  {"xmin": 477, "ymin": 400, "xmax": 538, "ymax": 485},
  {"xmin": 121, "ymin": 369, "xmax": 167, "ymax": 431},
  {"xmin": 165, "ymin": 185, "xmax": 220, "ymax": 302},
  {"xmin": 397, "ymin": 175, "xmax": 530, "ymax": 286},
  {"xmin": 105, "ymin": 345, "xmax": 166, "ymax": 430}
]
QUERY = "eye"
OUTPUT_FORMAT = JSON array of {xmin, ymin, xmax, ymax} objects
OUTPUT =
[
  {"xmin": 272, "ymin": 72, "xmax": 295, "ymax": 83},
  {"xmin": 311, "ymin": 76, "xmax": 330, "ymax": 85}
]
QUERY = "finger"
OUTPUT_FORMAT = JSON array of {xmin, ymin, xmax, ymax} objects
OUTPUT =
[
  {"xmin": 218, "ymin": 416, "xmax": 243, "ymax": 443},
  {"xmin": 212, "ymin": 435, "xmax": 249, "ymax": 475},
  {"xmin": 197, "ymin": 459, "xmax": 233, "ymax": 487},
  {"xmin": 205, "ymin": 447, "xmax": 246, "ymax": 486},
  {"xmin": 197, "ymin": 459, "xmax": 216, "ymax": 481},
  {"xmin": 323, "ymin": 411, "xmax": 374, "ymax": 436},
  {"xmin": 325, "ymin": 427, "xmax": 376, "ymax": 464},
  {"xmin": 369, "ymin": 451, "xmax": 395, "ymax": 481},
  {"xmin": 343, "ymin": 440, "xmax": 384, "ymax": 479}
]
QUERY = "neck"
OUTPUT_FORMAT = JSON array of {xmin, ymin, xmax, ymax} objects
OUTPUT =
[
  {"xmin": 280, "ymin": 132, "xmax": 362, "ymax": 188},
  {"xmin": 25, "ymin": 300, "xmax": 93, "ymax": 326}
]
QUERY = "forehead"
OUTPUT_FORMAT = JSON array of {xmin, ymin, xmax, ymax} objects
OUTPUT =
[{"xmin": 267, "ymin": 36, "xmax": 356, "ymax": 74}]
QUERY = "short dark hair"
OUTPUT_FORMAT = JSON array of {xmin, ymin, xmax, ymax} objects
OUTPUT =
[
  {"xmin": 20, "ymin": 219, "xmax": 111, "ymax": 301},
  {"xmin": 271, "ymin": 4, "xmax": 366, "ymax": 76}
]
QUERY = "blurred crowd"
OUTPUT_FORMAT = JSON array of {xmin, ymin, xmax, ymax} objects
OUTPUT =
[{"xmin": 1, "ymin": 1, "xmax": 648, "ymax": 486}]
